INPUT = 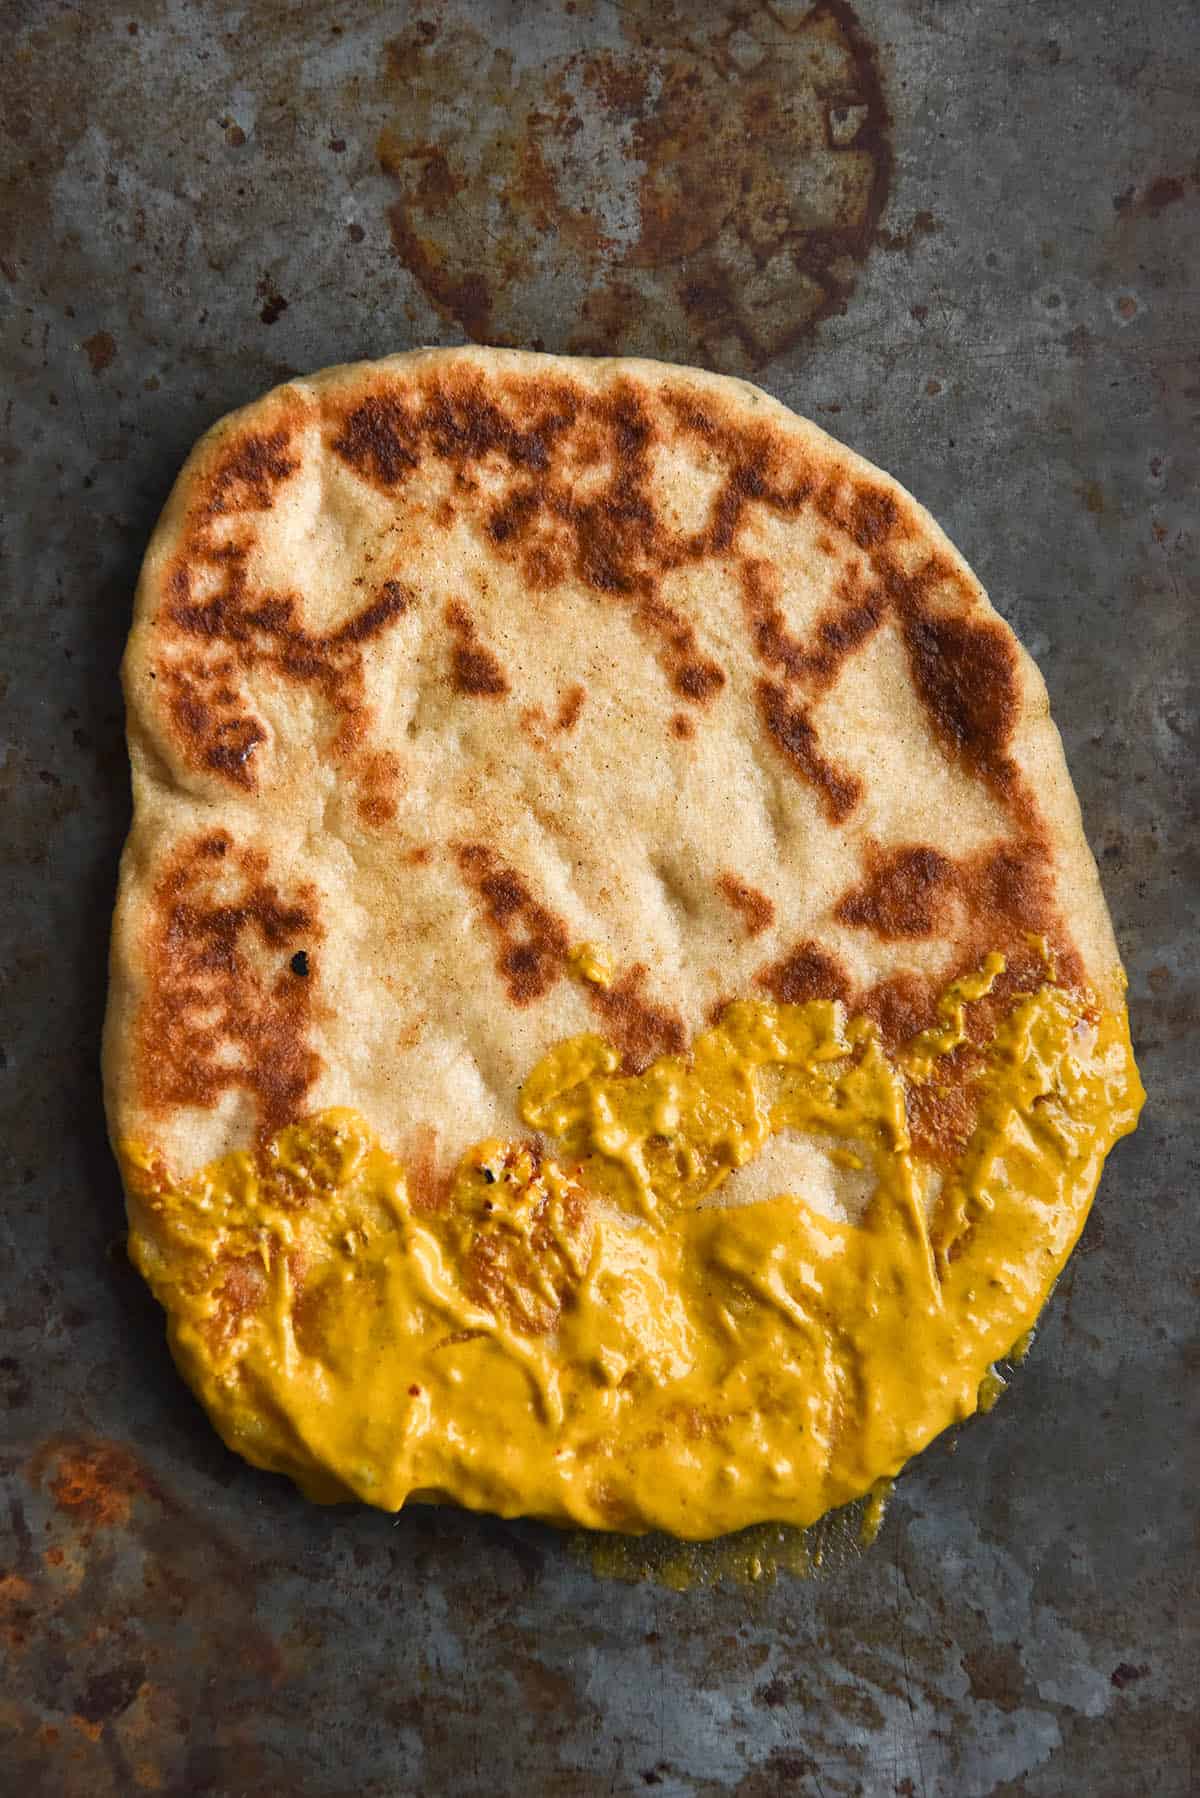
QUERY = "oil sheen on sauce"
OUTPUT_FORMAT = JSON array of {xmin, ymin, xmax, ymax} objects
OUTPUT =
[{"xmin": 120, "ymin": 958, "xmax": 1143, "ymax": 1540}]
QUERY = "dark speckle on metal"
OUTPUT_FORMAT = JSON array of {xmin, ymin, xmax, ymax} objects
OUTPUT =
[{"xmin": 0, "ymin": 0, "xmax": 1195, "ymax": 1792}]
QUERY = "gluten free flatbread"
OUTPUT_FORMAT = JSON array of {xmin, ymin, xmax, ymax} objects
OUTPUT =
[
  {"xmin": 105, "ymin": 347, "xmax": 1122, "ymax": 1175},
  {"xmin": 103, "ymin": 348, "xmax": 1137, "ymax": 1529}
]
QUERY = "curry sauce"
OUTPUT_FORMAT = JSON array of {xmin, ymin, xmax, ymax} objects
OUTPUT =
[{"xmin": 121, "ymin": 961, "xmax": 1142, "ymax": 1539}]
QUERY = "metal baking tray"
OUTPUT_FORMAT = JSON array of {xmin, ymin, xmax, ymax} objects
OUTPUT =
[{"xmin": 2, "ymin": 2, "xmax": 1194, "ymax": 1790}]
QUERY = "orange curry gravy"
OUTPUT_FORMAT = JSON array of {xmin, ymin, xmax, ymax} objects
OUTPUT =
[{"xmin": 120, "ymin": 959, "xmax": 1142, "ymax": 1538}]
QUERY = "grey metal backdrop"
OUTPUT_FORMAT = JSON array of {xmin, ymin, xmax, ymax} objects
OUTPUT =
[{"xmin": 1, "ymin": 2, "xmax": 1195, "ymax": 1793}]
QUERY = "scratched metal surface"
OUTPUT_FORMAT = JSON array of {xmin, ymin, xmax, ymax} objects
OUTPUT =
[{"xmin": 1, "ymin": 0, "xmax": 1196, "ymax": 1792}]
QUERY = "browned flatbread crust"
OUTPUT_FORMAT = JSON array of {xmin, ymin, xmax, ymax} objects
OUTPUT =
[{"xmin": 104, "ymin": 348, "xmax": 1122, "ymax": 1205}]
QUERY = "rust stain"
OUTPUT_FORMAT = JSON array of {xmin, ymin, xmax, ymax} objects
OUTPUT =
[
  {"xmin": 0, "ymin": 1572, "xmax": 36, "ymax": 1653},
  {"xmin": 961, "ymin": 1641, "xmax": 1029, "ymax": 1712},
  {"xmin": 1114, "ymin": 173, "xmax": 1192, "ymax": 218},
  {"xmin": 1141, "ymin": 174, "xmax": 1186, "ymax": 214},
  {"xmin": 35, "ymin": 1439, "xmax": 157, "ymax": 1534},
  {"xmin": 259, "ymin": 292, "xmax": 288, "ymax": 325},
  {"xmin": 81, "ymin": 330, "xmax": 116, "ymax": 374},
  {"xmin": 377, "ymin": 0, "xmax": 891, "ymax": 372},
  {"xmin": 7, "ymin": 1433, "xmax": 290, "ymax": 1785},
  {"xmin": 875, "ymin": 207, "xmax": 941, "ymax": 252},
  {"xmin": 256, "ymin": 275, "xmax": 290, "ymax": 325},
  {"xmin": 74, "ymin": 1662, "xmax": 147, "ymax": 1725}
]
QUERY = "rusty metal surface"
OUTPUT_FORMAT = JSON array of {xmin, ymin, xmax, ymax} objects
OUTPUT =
[{"xmin": 1, "ymin": 0, "xmax": 1196, "ymax": 1790}]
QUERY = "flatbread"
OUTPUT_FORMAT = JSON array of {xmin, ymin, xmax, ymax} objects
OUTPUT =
[{"xmin": 103, "ymin": 347, "xmax": 1138, "ymax": 1530}]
